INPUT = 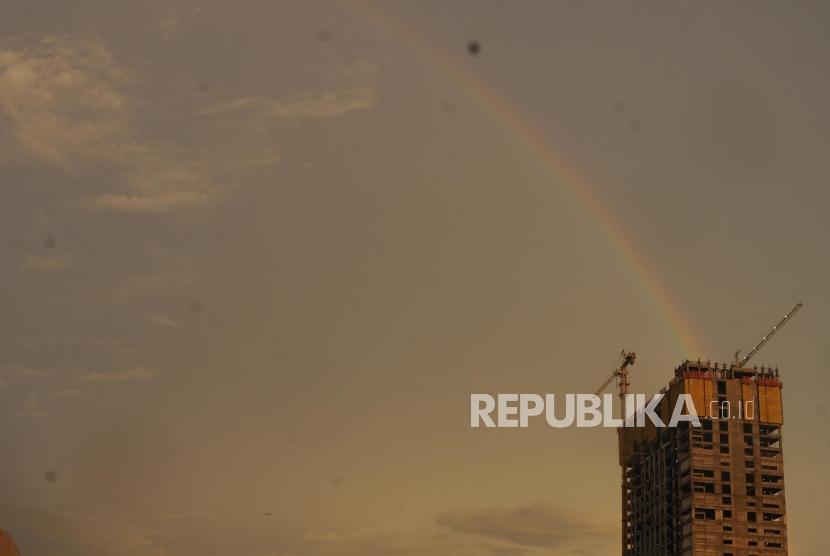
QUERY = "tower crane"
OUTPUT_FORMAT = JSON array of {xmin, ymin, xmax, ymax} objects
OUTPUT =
[
  {"xmin": 732, "ymin": 302, "xmax": 803, "ymax": 370},
  {"xmin": 590, "ymin": 303, "xmax": 801, "ymax": 420},
  {"xmin": 595, "ymin": 350, "xmax": 636, "ymax": 420}
]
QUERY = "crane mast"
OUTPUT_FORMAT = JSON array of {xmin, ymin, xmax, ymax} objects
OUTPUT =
[
  {"xmin": 733, "ymin": 302, "xmax": 803, "ymax": 369},
  {"xmin": 595, "ymin": 350, "xmax": 636, "ymax": 420}
]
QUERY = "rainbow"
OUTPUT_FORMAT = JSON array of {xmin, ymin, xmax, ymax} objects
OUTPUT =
[{"xmin": 355, "ymin": 3, "xmax": 707, "ymax": 358}]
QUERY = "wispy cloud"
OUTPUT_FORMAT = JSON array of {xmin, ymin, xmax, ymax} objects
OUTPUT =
[
  {"xmin": 199, "ymin": 61, "xmax": 380, "ymax": 124},
  {"xmin": 0, "ymin": 36, "xmax": 130, "ymax": 169},
  {"xmin": 0, "ymin": 501, "xmax": 174, "ymax": 556},
  {"xmin": 18, "ymin": 252, "xmax": 73, "ymax": 273},
  {"xmin": 14, "ymin": 394, "xmax": 46, "ymax": 419},
  {"xmin": 80, "ymin": 367, "xmax": 156, "ymax": 383},
  {"xmin": 157, "ymin": 1, "xmax": 202, "ymax": 41},
  {"xmin": 83, "ymin": 145, "xmax": 221, "ymax": 213},
  {"xmin": 436, "ymin": 503, "xmax": 615, "ymax": 552},
  {"xmin": 85, "ymin": 191, "xmax": 210, "ymax": 213},
  {"xmin": 51, "ymin": 388, "xmax": 81, "ymax": 398},
  {"xmin": 302, "ymin": 524, "xmax": 498, "ymax": 556},
  {"xmin": 1, "ymin": 367, "xmax": 51, "ymax": 396},
  {"xmin": 200, "ymin": 87, "xmax": 378, "ymax": 121},
  {"xmin": 2, "ymin": 366, "xmax": 50, "ymax": 379},
  {"xmin": 0, "ymin": 35, "xmax": 277, "ymax": 215},
  {"xmin": 147, "ymin": 313, "xmax": 182, "ymax": 328}
]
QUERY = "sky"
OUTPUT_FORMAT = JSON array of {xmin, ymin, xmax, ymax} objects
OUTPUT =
[{"xmin": 1, "ymin": 1, "xmax": 830, "ymax": 554}]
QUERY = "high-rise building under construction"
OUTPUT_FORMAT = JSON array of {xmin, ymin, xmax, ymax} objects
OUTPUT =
[{"xmin": 619, "ymin": 360, "xmax": 788, "ymax": 555}]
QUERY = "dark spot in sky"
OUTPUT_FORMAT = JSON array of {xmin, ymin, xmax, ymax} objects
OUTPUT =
[
  {"xmin": 628, "ymin": 120, "xmax": 641, "ymax": 133},
  {"xmin": 441, "ymin": 100, "xmax": 457, "ymax": 114},
  {"xmin": 330, "ymin": 474, "xmax": 345, "ymax": 488},
  {"xmin": 189, "ymin": 301, "xmax": 204, "ymax": 314},
  {"xmin": 467, "ymin": 41, "xmax": 481, "ymax": 56},
  {"xmin": 44, "ymin": 236, "xmax": 56, "ymax": 249},
  {"xmin": 232, "ymin": 32, "xmax": 245, "ymax": 46},
  {"xmin": 818, "ymin": 404, "xmax": 827, "ymax": 417},
  {"xmin": 195, "ymin": 81, "xmax": 210, "ymax": 93},
  {"xmin": 286, "ymin": 431, "xmax": 301, "ymax": 445},
  {"xmin": 317, "ymin": 30, "xmax": 331, "ymax": 43},
  {"xmin": 44, "ymin": 470, "xmax": 57, "ymax": 483},
  {"xmin": 613, "ymin": 101, "xmax": 626, "ymax": 114}
]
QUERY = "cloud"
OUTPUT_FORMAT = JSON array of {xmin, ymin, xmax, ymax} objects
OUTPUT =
[
  {"xmin": 85, "ymin": 191, "xmax": 210, "ymax": 213},
  {"xmin": 0, "ymin": 35, "xmax": 277, "ymax": 215},
  {"xmin": 0, "ymin": 497, "xmax": 598, "ymax": 556},
  {"xmin": 14, "ymin": 395, "xmax": 45, "ymax": 419},
  {"xmin": 51, "ymin": 389, "xmax": 81, "ymax": 398},
  {"xmin": 435, "ymin": 503, "xmax": 615, "ymax": 551},
  {"xmin": 2, "ymin": 366, "xmax": 50, "ymax": 379},
  {"xmin": 0, "ymin": 502, "xmax": 174, "ymax": 556},
  {"xmin": 106, "ymin": 271, "xmax": 193, "ymax": 303},
  {"xmin": 80, "ymin": 367, "xmax": 156, "ymax": 383},
  {"xmin": 297, "ymin": 508, "xmax": 612, "ymax": 556},
  {"xmin": 0, "ymin": 367, "xmax": 51, "ymax": 395},
  {"xmin": 84, "ymin": 145, "xmax": 224, "ymax": 213},
  {"xmin": 0, "ymin": 36, "xmax": 131, "ymax": 169},
  {"xmin": 301, "ymin": 523, "xmax": 524, "ymax": 556},
  {"xmin": 147, "ymin": 314, "xmax": 182, "ymax": 328},
  {"xmin": 200, "ymin": 88, "xmax": 378, "ymax": 121},
  {"xmin": 157, "ymin": 1, "xmax": 202, "ymax": 41},
  {"xmin": 199, "ymin": 62, "xmax": 379, "ymax": 123},
  {"xmin": 18, "ymin": 253, "xmax": 73, "ymax": 272}
]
